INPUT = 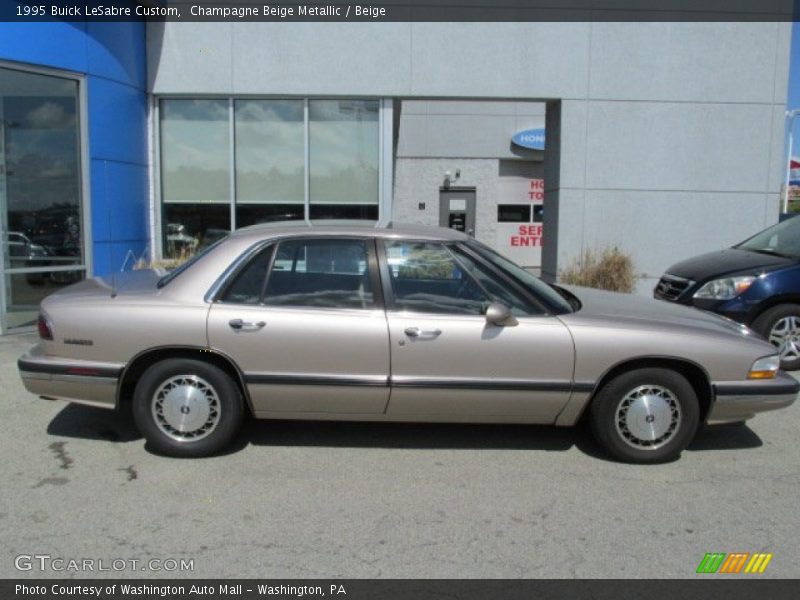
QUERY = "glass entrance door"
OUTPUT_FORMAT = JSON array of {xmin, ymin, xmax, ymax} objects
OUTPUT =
[{"xmin": 0, "ymin": 66, "xmax": 86, "ymax": 333}]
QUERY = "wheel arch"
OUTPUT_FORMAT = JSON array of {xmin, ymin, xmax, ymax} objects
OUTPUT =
[
  {"xmin": 117, "ymin": 346, "xmax": 253, "ymax": 416},
  {"xmin": 747, "ymin": 297, "xmax": 800, "ymax": 327},
  {"xmin": 576, "ymin": 356, "xmax": 714, "ymax": 425}
]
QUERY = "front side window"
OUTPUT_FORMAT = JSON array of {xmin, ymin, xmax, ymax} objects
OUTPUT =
[
  {"xmin": 384, "ymin": 241, "xmax": 489, "ymax": 315},
  {"xmin": 263, "ymin": 239, "xmax": 374, "ymax": 309}
]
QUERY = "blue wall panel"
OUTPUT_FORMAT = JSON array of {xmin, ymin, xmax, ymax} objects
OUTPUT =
[
  {"xmin": 0, "ymin": 21, "xmax": 149, "ymax": 277},
  {"xmin": 87, "ymin": 76, "xmax": 147, "ymax": 165},
  {"xmin": 86, "ymin": 22, "xmax": 146, "ymax": 90},
  {"xmin": 0, "ymin": 22, "xmax": 89, "ymax": 74}
]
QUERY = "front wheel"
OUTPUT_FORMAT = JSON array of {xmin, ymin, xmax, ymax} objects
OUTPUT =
[
  {"xmin": 589, "ymin": 368, "xmax": 700, "ymax": 463},
  {"xmin": 751, "ymin": 304, "xmax": 800, "ymax": 371},
  {"xmin": 132, "ymin": 359, "xmax": 244, "ymax": 458}
]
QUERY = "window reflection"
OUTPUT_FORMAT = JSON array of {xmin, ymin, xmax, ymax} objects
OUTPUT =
[
  {"xmin": 309, "ymin": 100, "xmax": 379, "ymax": 208},
  {"xmin": 160, "ymin": 99, "xmax": 230, "ymax": 203}
]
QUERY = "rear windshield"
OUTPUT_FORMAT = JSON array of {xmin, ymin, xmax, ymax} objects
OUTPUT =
[{"xmin": 157, "ymin": 237, "xmax": 228, "ymax": 288}]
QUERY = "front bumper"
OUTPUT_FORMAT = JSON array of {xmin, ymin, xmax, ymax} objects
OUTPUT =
[
  {"xmin": 18, "ymin": 347, "xmax": 124, "ymax": 410},
  {"xmin": 708, "ymin": 372, "xmax": 799, "ymax": 424}
]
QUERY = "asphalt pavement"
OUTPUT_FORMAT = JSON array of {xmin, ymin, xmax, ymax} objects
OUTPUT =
[{"xmin": 1, "ymin": 331, "xmax": 799, "ymax": 579}]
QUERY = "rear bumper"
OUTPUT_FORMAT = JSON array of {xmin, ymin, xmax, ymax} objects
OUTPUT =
[
  {"xmin": 708, "ymin": 373, "xmax": 799, "ymax": 424},
  {"xmin": 18, "ymin": 349, "xmax": 123, "ymax": 410}
]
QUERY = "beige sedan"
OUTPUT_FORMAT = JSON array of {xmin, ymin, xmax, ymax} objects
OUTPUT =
[{"xmin": 18, "ymin": 222, "xmax": 798, "ymax": 462}]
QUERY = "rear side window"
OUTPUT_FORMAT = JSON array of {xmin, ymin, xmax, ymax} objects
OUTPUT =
[
  {"xmin": 220, "ymin": 246, "xmax": 273, "ymax": 304},
  {"xmin": 263, "ymin": 239, "xmax": 374, "ymax": 309}
]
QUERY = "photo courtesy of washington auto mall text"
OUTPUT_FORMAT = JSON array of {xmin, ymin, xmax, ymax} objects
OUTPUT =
[{"xmin": 14, "ymin": 583, "xmax": 348, "ymax": 598}]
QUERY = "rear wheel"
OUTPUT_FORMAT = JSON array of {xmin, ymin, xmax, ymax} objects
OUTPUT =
[
  {"xmin": 751, "ymin": 304, "xmax": 800, "ymax": 371},
  {"xmin": 132, "ymin": 359, "xmax": 244, "ymax": 458},
  {"xmin": 589, "ymin": 368, "xmax": 700, "ymax": 463}
]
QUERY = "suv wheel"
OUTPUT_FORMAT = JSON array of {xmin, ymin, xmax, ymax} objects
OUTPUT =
[{"xmin": 752, "ymin": 304, "xmax": 800, "ymax": 371}]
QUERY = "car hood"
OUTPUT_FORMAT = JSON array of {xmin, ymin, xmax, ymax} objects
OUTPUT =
[
  {"xmin": 665, "ymin": 247, "xmax": 793, "ymax": 282},
  {"xmin": 562, "ymin": 285, "xmax": 755, "ymax": 339}
]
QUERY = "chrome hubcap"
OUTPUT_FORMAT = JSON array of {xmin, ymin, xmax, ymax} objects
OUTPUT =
[
  {"xmin": 768, "ymin": 316, "xmax": 800, "ymax": 362},
  {"xmin": 152, "ymin": 375, "xmax": 221, "ymax": 442},
  {"xmin": 615, "ymin": 385, "xmax": 682, "ymax": 450}
]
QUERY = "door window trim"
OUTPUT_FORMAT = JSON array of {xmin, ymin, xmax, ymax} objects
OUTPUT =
[{"xmin": 209, "ymin": 235, "xmax": 384, "ymax": 311}]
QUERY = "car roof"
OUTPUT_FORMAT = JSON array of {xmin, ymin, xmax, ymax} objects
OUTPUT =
[{"xmin": 230, "ymin": 220, "xmax": 469, "ymax": 243}]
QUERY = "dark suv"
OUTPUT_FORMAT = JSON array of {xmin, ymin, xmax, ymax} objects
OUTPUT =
[{"xmin": 655, "ymin": 215, "xmax": 800, "ymax": 370}]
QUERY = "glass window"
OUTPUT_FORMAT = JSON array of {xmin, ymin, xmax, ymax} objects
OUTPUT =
[
  {"xmin": 1, "ymin": 66, "xmax": 85, "ymax": 330},
  {"xmin": 498, "ymin": 204, "xmax": 531, "ymax": 223},
  {"xmin": 220, "ymin": 246, "xmax": 273, "ymax": 304},
  {"xmin": 163, "ymin": 204, "xmax": 229, "ymax": 258},
  {"xmin": 160, "ymin": 99, "xmax": 230, "ymax": 203},
  {"xmin": 264, "ymin": 239, "xmax": 373, "ymax": 309},
  {"xmin": 234, "ymin": 100, "xmax": 305, "ymax": 228},
  {"xmin": 161, "ymin": 99, "xmax": 231, "ymax": 258},
  {"xmin": 309, "ymin": 100, "xmax": 379, "ymax": 213},
  {"xmin": 384, "ymin": 241, "xmax": 489, "ymax": 315},
  {"xmin": 450, "ymin": 246, "xmax": 540, "ymax": 316},
  {"xmin": 466, "ymin": 240, "xmax": 574, "ymax": 314},
  {"xmin": 533, "ymin": 205, "xmax": 544, "ymax": 223}
]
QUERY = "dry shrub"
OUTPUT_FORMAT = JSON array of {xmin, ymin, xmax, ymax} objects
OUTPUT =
[
  {"xmin": 133, "ymin": 247, "xmax": 193, "ymax": 271},
  {"xmin": 559, "ymin": 246, "xmax": 635, "ymax": 293}
]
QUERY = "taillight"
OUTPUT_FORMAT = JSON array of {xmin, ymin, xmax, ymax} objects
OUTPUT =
[{"xmin": 37, "ymin": 314, "xmax": 53, "ymax": 340}]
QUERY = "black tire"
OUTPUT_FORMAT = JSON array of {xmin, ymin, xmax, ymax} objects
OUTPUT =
[
  {"xmin": 751, "ymin": 304, "xmax": 800, "ymax": 371},
  {"xmin": 132, "ymin": 359, "xmax": 244, "ymax": 458},
  {"xmin": 589, "ymin": 368, "xmax": 700, "ymax": 464}
]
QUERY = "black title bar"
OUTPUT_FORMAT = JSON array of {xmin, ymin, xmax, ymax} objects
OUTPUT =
[{"xmin": 3, "ymin": 0, "xmax": 797, "ymax": 22}]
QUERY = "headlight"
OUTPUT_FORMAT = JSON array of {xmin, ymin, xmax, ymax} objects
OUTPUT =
[
  {"xmin": 693, "ymin": 276, "xmax": 755, "ymax": 300},
  {"xmin": 748, "ymin": 355, "xmax": 780, "ymax": 379}
]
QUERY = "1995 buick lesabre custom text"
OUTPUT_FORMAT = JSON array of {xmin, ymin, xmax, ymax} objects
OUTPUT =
[{"xmin": 18, "ymin": 223, "xmax": 798, "ymax": 462}]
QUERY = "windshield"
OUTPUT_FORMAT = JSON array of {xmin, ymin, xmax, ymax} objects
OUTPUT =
[
  {"xmin": 737, "ymin": 216, "xmax": 800, "ymax": 259},
  {"xmin": 157, "ymin": 236, "xmax": 228, "ymax": 288},
  {"xmin": 465, "ymin": 240, "xmax": 574, "ymax": 314}
]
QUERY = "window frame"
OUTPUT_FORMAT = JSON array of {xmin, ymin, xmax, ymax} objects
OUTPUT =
[
  {"xmin": 154, "ymin": 97, "xmax": 392, "ymax": 261},
  {"xmin": 211, "ymin": 235, "xmax": 384, "ymax": 312},
  {"xmin": 376, "ymin": 238, "xmax": 556, "ymax": 317}
]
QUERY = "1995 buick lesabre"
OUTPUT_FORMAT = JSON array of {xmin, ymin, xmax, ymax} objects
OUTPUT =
[{"xmin": 18, "ymin": 222, "xmax": 798, "ymax": 462}]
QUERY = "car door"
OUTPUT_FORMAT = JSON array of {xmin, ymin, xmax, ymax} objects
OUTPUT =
[
  {"xmin": 207, "ymin": 237, "xmax": 390, "ymax": 416},
  {"xmin": 380, "ymin": 239, "xmax": 575, "ymax": 422}
]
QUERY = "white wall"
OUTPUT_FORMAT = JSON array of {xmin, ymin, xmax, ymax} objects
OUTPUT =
[{"xmin": 148, "ymin": 21, "xmax": 791, "ymax": 293}]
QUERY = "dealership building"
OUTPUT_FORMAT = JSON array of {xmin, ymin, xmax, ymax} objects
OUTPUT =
[{"xmin": 0, "ymin": 17, "xmax": 791, "ymax": 333}]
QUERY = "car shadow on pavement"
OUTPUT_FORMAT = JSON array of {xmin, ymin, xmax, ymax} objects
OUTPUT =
[
  {"xmin": 44, "ymin": 405, "xmax": 764, "ymax": 460},
  {"xmin": 235, "ymin": 418, "xmax": 608, "ymax": 458},
  {"xmin": 687, "ymin": 423, "xmax": 763, "ymax": 452},
  {"xmin": 46, "ymin": 404, "xmax": 141, "ymax": 443}
]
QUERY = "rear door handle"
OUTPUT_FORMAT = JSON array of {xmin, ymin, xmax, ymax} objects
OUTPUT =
[
  {"xmin": 404, "ymin": 327, "xmax": 442, "ymax": 338},
  {"xmin": 229, "ymin": 318, "xmax": 266, "ymax": 332}
]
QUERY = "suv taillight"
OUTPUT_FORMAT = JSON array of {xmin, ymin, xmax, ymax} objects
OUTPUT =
[{"xmin": 37, "ymin": 314, "xmax": 53, "ymax": 340}]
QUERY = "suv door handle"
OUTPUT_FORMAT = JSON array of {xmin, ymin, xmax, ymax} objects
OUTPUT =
[
  {"xmin": 404, "ymin": 327, "xmax": 442, "ymax": 338},
  {"xmin": 229, "ymin": 318, "xmax": 266, "ymax": 332}
]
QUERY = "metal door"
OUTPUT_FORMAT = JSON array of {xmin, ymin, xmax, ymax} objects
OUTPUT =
[
  {"xmin": 379, "ymin": 238, "xmax": 575, "ymax": 422},
  {"xmin": 439, "ymin": 188, "xmax": 476, "ymax": 236},
  {"xmin": 206, "ymin": 238, "xmax": 391, "ymax": 416}
]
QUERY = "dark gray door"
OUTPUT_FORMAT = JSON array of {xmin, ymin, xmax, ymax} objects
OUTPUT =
[{"xmin": 439, "ymin": 189, "xmax": 476, "ymax": 236}]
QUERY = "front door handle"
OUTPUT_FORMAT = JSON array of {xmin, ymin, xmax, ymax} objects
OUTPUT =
[
  {"xmin": 404, "ymin": 327, "xmax": 442, "ymax": 339},
  {"xmin": 229, "ymin": 318, "xmax": 266, "ymax": 332}
]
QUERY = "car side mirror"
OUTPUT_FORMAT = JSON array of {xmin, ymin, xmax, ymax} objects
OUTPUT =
[{"xmin": 485, "ymin": 302, "xmax": 518, "ymax": 327}]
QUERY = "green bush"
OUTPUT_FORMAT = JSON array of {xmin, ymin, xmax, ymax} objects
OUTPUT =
[{"xmin": 559, "ymin": 246, "xmax": 635, "ymax": 293}]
